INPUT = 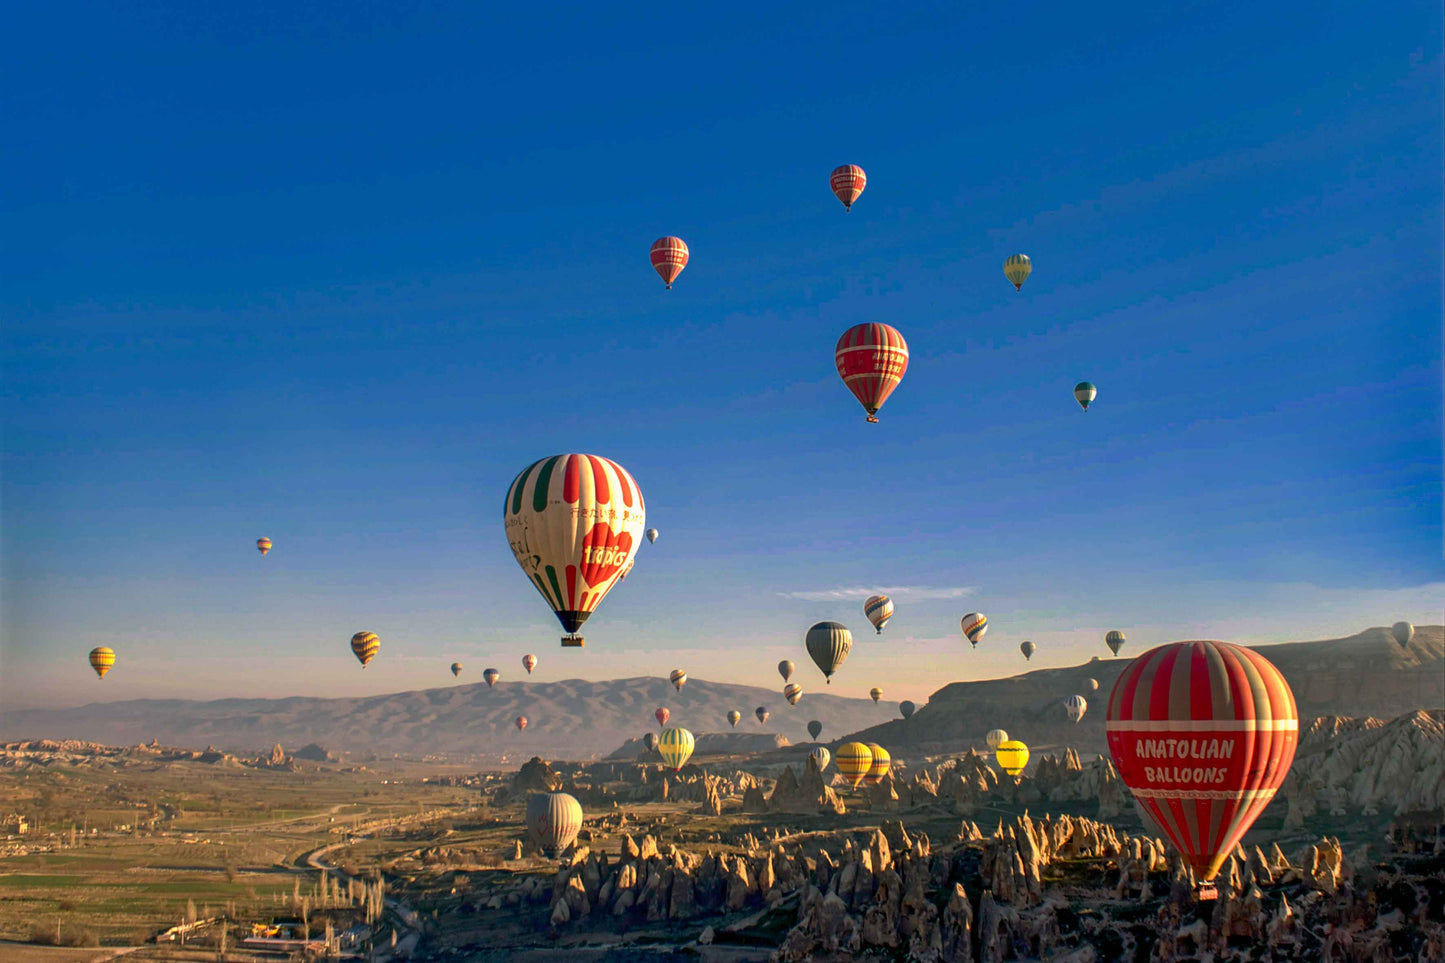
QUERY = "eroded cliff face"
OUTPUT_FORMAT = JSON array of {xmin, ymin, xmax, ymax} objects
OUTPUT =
[{"xmin": 1280, "ymin": 709, "xmax": 1445, "ymax": 821}]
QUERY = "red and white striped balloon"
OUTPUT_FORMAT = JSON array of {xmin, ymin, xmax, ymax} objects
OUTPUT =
[
  {"xmin": 649, "ymin": 236, "xmax": 689, "ymax": 289},
  {"xmin": 830, "ymin": 165, "xmax": 867, "ymax": 211},
  {"xmin": 1106, "ymin": 640, "xmax": 1298, "ymax": 882},
  {"xmin": 835, "ymin": 323, "xmax": 909, "ymax": 423}
]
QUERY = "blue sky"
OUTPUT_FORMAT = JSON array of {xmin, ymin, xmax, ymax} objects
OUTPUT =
[{"xmin": 3, "ymin": 1, "xmax": 1441, "ymax": 711}]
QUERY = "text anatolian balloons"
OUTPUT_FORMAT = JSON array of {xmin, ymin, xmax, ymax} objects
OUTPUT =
[
  {"xmin": 649, "ymin": 237, "xmax": 689, "ymax": 289},
  {"xmin": 835, "ymin": 324, "xmax": 909, "ymax": 423},
  {"xmin": 1106, "ymin": 640, "xmax": 1298, "ymax": 882},
  {"xmin": 504, "ymin": 454, "xmax": 645, "ymax": 647}
]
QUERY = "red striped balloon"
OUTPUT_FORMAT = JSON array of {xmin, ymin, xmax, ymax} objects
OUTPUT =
[
  {"xmin": 835, "ymin": 323, "xmax": 909, "ymax": 423},
  {"xmin": 649, "ymin": 236, "xmax": 689, "ymax": 289},
  {"xmin": 830, "ymin": 165, "xmax": 867, "ymax": 211},
  {"xmin": 1106, "ymin": 640, "xmax": 1298, "ymax": 882}
]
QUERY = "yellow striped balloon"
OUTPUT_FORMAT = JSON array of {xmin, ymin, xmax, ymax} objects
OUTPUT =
[
  {"xmin": 350, "ymin": 631, "xmax": 380, "ymax": 668},
  {"xmin": 835, "ymin": 742, "xmax": 873, "ymax": 789},
  {"xmin": 996, "ymin": 739, "xmax": 1029, "ymax": 777},
  {"xmin": 88, "ymin": 646, "xmax": 116, "ymax": 679},
  {"xmin": 869, "ymin": 687, "xmax": 883, "ymax": 704},
  {"xmin": 1004, "ymin": 254, "xmax": 1032, "ymax": 291},
  {"xmin": 669, "ymin": 669, "xmax": 687, "ymax": 692},
  {"xmin": 783, "ymin": 683, "xmax": 802, "ymax": 705},
  {"xmin": 863, "ymin": 743, "xmax": 891, "ymax": 786},
  {"xmin": 256, "ymin": 537, "xmax": 272, "ymax": 555},
  {"xmin": 657, "ymin": 726, "xmax": 695, "ymax": 771}
]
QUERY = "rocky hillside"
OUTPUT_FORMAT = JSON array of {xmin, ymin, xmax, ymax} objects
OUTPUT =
[
  {"xmin": 1280, "ymin": 709, "xmax": 1445, "ymax": 820},
  {"xmin": 0, "ymin": 677, "xmax": 893, "ymax": 760},
  {"xmin": 842, "ymin": 625, "xmax": 1443, "ymax": 757}
]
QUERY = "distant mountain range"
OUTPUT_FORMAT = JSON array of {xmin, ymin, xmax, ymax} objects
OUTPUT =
[
  {"xmin": 2, "ymin": 626, "xmax": 1437, "ymax": 763},
  {"xmin": 843, "ymin": 625, "xmax": 1444, "ymax": 759},
  {"xmin": 0, "ymin": 675, "xmax": 897, "ymax": 760}
]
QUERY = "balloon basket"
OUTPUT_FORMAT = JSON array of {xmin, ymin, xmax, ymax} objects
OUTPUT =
[
  {"xmin": 562, "ymin": 636, "xmax": 585, "ymax": 648},
  {"xmin": 866, "ymin": 415, "xmax": 879, "ymax": 423},
  {"xmin": 1195, "ymin": 882, "xmax": 1219, "ymax": 902}
]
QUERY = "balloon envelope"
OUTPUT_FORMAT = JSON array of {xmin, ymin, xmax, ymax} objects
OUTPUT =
[
  {"xmin": 899, "ymin": 700, "xmax": 916, "ymax": 720},
  {"xmin": 526, "ymin": 791, "xmax": 583, "ymax": 857},
  {"xmin": 996, "ymin": 740, "xmax": 1029, "ymax": 776},
  {"xmin": 484, "ymin": 668, "xmax": 500, "ymax": 688},
  {"xmin": 350, "ymin": 632, "xmax": 379, "ymax": 668},
  {"xmin": 1065, "ymin": 695, "xmax": 1087, "ymax": 723},
  {"xmin": 755, "ymin": 706, "xmax": 770, "ymax": 725},
  {"xmin": 835, "ymin": 323, "xmax": 908, "ymax": 423},
  {"xmin": 645, "ymin": 528, "xmax": 659, "ymax": 544},
  {"xmin": 869, "ymin": 687, "xmax": 883, "ymax": 704},
  {"xmin": 864, "ymin": 595, "xmax": 894, "ymax": 634},
  {"xmin": 986, "ymin": 728, "xmax": 1008, "ymax": 752},
  {"xmin": 778, "ymin": 660, "xmax": 795, "ymax": 682},
  {"xmin": 1020, "ymin": 640, "xmax": 1036, "ymax": 661},
  {"xmin": 727, "ymin": 710, "xmax": 742, "ymax": 728},
  {"xmin": 88, "ymin": 646, "xmax": 115, "ymax": 679},
  {"xmin": 805, "ymin": 621, "xmax": 853, "ymax": 682},
  {"xmin": 1106, "ymin": 631, "xmax": 1126, "ymax": 656},
  {"xmin": 450, "ymin": 662, "xmax": 463, "ymax": 677},
  {"xmin": 504, "ymin": 454, "xmax": 645, "ymax": 646},
  {"xmin": 961, "ymin": 613, "xmax": 987, "ymax": 647},
  {"xmin": 643, "ymin": 732, "xmax": 659, "ymax": 751},
  {"xmin": 256, "ymin": 537, "xmax": 272, "ymax": 555},
  {"xmin": 1003, "ymin": 254, "xmax": 1032, "ymax": 290},
  {"xmin": 864, "ymin": 744, "xmax": 891, "ymax": 786},
  {"xmin": 515, "ymin": 716, "xmax": 528, "ymax": 731},
  {"xmin": 1106, "ymin": 640, "xmax": 1298, "ymax": 882},
  {"xmin": 657, "ymin": 726, "xmax": 695, "ymax": 770},
  {"xmin": 669, "ymin": 669, "xmax": 687, "ymax": 692},
  {"xmin": 1086, "ymin": 678, "xmax": 1100, "ymax": 692},
  {"xmin": 784, "ymin": 683, "xmax": 802, "ymax": 706},
  {"xmin": 807, "ymin": 720, "xmax": 823, "ymax": 740},
  {"xmin": 654, "ymin": 707, "xmax": 670, "ymax": 728},
  {"xmin": 523, "ymin": 654, "xmax": 538, "ymax": 674},
  {"xmin": 649, "ymin": 236, "xmax": 689, "ymax": 289},
  {"xmin": 1074, "ymin": 382, "xmax": 1097, "ymax": 411},
  {"xmin": 829, "ymin": 164, "xmax": 866, "ymax": 211},
  {"xmin": 836, "ymin": 742, "xmax": 873, "ymax": 789},
  {"xmin": 810, "ymin": 747, "xmax": 832, "ymax": 773},
  {"xmin": 1392, "ymin": 622, "xmax": 1414, "ymax": 649}
]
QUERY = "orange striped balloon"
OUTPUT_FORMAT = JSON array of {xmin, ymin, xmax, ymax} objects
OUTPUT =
[
  {"xmin": 835, "ymin": 323, "xmax": 909, "ymax": 423},
  {"xmin": 830, "ymin": 165, "xmax": 867, "ymax": 211},
  {"xmin": 88, "ymin": 646, "xmax": 116, "ymax": 679},
  {"xmin": 1106, "ymin": 640, "xmax": 1298, "ymax": 882},
  {"xmin": 863, "ymin": 743, "xmax": 891, "ymax": 786},
  {"xmin": 350, "ymin": 632, "xmax": 379, "ymax": 668},
  {"xmin": 256, "ymin": 537, "xmax": 272, "ymax": 555},
  {"xmin": 835, "ymin": 742, "xmax": 873, "ymax": 789},
  {"xmin": 649, "ymin": 236, "xmax": 689, "ymax": 289}
]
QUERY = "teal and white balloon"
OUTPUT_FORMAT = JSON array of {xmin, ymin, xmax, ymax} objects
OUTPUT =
[{"xmin": 1004, "ymin": 254, "xmax": 1032, "ymax": 291}]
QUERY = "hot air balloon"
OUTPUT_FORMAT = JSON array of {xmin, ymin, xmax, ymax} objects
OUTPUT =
[
  {"xmin": 986, "ymin": 728, "xmax": 1008, "ymax": 752},
  {"xmin": 504, "ymin": 454, "xmax": 646, "ymax": 647},
  {"xmin": 755, "ymin": 706, "xmax": 770, "ymax": 725},
  {"xmin": 657, "ymin": 726, "xmax": 695, "ymax": 770},
  {"xmin": 643, "ymin": 732, "xmax": 659, "ymax": 752},
  {"xmin": 784, "ymin": 683, "xmax": 802, "ymax": 706},
  {"xmin": 810, "ymin": 747, "xmax": 831, "ymax": 773},
  {"xmin": 1107, "ymin": 640, "xmax": 1298, "ymax": 883},
  {"xmin": 1020, "ymin": 640, "xmax": 1036, "ymax": 661},
  {"xmin": 649, "ymin": 236, "xmax": 688, "ymax": 289},
  {"xmin": 669, "ymin": 669, "xmax": 687, "ymax": 692},
  {"xmin": 805, "ymin": 621, "xmax": 853, "ymax": 683},
  {"xmin": 835, "ymin": 323, "xmax": 909, "ymax": 423},
  {"xmin": 778, "ymin": 660, "xmax": 795, "ymax": 683},
  {"xmin": 350, "ymin": 632, "xmax": 379, "ymax": 669},
  {"xmin": 830, "ymin": 164, "xmax": 866, "ymax": 212},
  {"xmin": 961, "ymin": 613, "xmax": 987, "ymax": 647},
  {"xmin": 864, "ymin": 744, "xmax": 891, "ymax": 786},
  {"xmin": 619, "ymin": 555, "xmax": 635, "ymax": 581},
  {"xmin": 654, "ymin": 707, "xmax": 670, "ymax": 728},
  {"xmin": 1065, "ymin": 695, "xmax": 1087, "ymax": 724},
  {"xmin": 1074, "ymin": 382, "xmax": 1097, "ymax": 412},
  {"xmin": 727, "ymin": 710, "xmax": 742, "ymax": 728},
  {"xmin": 1106, "ymin": 631, "xmax": 1126, "ymax": 656},
  {"xmin": 256, "ymin": 537, "xmax": 272, "ymax": 556},
  {"xmin": 807, "ymin": 720, "xmax": 823, "ymax": 740},
  {"xmin": 996, "ymin": 740, "xmax": 1029, "ymax": 777},
  {"xmin": 484, "ymin": 668, "xmax": 500, "ymax": 688},
  {"xmin": 88, "ymin": 647, "xmax": 115, "ymax": 680},
  {"xmin": 870, "ymin": 687, "xmax": 883, "ymax": 704},
  {"xmin": 450, "ymin": 662, "xmax": 463, "ymax": 678},
  {"xmin": 899, "ymin": 701, "xmax": 916, "ymax": 720},
  {"xmin": 1392, "ymin": 622, "xmax": 1414, "ymax": 649},
  {"xmin": 646, "ymin": 528, "xmax": 659, "ymax": 544},
  {"xmin": 526, "ymin": 791, "xmax": 583, "ymax": 857},
  {"xmin": 1086, "ymin": 677, "xmax": 1100, "ymax": 692},
  {"xmin": 836, "ymin": 742, "xmax": 873, "ymax": 789},
  {"xmin": 864, "ymin": 595, "xmax": 894, "ymax": 634},
  {"xmin": 1003, "ymin": 254, "xmax": 1032, "ymax": 291},
  {"xmin": 515, "ymin": 716, "xmax": 528, "ymax": 732},
  {"xmin": 523, "ymin": 654, "xmax": 538, "ymax": 675}
]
